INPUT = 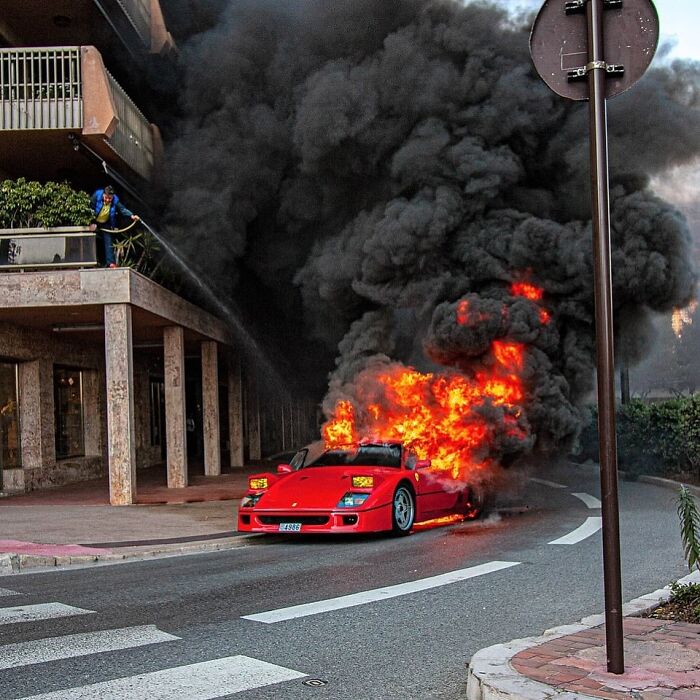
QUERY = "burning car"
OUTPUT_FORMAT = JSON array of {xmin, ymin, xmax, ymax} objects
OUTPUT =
[{"xmin": 237, "ymin": 441, "xmax": 483, "ymax": 535}]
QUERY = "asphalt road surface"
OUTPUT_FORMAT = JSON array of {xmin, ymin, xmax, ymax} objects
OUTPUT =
[{"xmin": 0, "ymin": 463, "xmax": 688, "ymax": 699}]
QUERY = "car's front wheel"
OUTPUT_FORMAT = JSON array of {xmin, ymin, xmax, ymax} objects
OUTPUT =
[{"xmin": 392, "ymin": 485, "xmax": 415, "ymax": 535}]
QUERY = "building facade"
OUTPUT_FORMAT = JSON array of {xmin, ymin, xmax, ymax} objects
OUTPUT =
[{"xmin": 0, "ymin": 2, "xmax": 317, "ymax": 504}]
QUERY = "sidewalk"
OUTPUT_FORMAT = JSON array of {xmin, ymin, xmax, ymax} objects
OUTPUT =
[
  {"xmin": 0, "ymin": 463, "xmax": 265, "ymax": 572},
  {"xmin": 467, "ymin": 570, "xmax": 700, "ymax": 700}
]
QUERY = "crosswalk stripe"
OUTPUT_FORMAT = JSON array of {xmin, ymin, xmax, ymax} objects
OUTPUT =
[
  {"xmin": 242, "ymin": 560, "xmax": 520, "ymax": 624},
  {"xmin": 0, "ymin": 626, "xmax": 179, "ymax": 670},
  {"xmin": 0, "ymin": 588, "xmax": 19, "ymax": 597},
  {"xmin": 20, "ymin": 655, "xmax": 307, "ymax": 699},
  {"xmin": 0, "ymin": 603, "xmax": 94, "ymax": 625}
]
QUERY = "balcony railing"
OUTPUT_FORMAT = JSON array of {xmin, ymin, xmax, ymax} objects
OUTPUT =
[
  {"xmin": 0, "ymin": 48, "xmax": 82, "ymax": 130},
  {"xmin": 105, "ymin": 70, "xmax": 155, "ymax": 181},
  {"xmin": 0, "ymin": 46, "xmax": 155, "ymax": 181},
  {"xmin": 116, "ymin": 0, "xmax": 152, "ymax": 45},
  {"xmin": 0, "ymin": 228, "xmax": 97, "ymax": 270}
]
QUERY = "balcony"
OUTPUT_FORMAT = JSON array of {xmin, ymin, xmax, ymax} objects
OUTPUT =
[
  {"xmin": 0, "ymin": 0, "xmax": 175, "ymax": 58},
  {"xmin": 0, "ymin": 46, "xmax": 159, "ymax": 184}
]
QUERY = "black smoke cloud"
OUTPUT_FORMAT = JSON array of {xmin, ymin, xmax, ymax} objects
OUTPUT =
[{"xmin": 166, "ymin": 0, "xmax": 699, "ymax": 460}]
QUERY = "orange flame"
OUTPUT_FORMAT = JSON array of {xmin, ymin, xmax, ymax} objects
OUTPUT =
[
  {"xmin": 456, "ymin": 299, "xmax": 491, "ymax": 326},
  {"xmin": 511, "ymin": 282, "xmax": 551, "ymax": 326},
  {"xmin": 456, "ymin": 299, "xmax": 470, "ymax": 325},
  {"xmin": 323, "ymin": 400, "xmax": 357, "ymax": 447},
  {"xmin": 511, "ymin": 282, "xmax": 544, "ymax": 301},
  {"xmin": 322, "ymin": 340, "xmax": 527, "ymax": 480}
]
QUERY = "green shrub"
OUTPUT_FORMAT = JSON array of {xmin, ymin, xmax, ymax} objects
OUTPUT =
[
  {"xmin": 576, "ymin": 395, "xmax": 700, "ymax": 476},
  {"xmin": 668, "ymin": 581, "xmax": 700, "ymax": 620},
  {"xmin": 113, "ymin": 228, "xmax": 160, "ymax": 277},
  {"xmin": 669, "ymin": 581, "xmax": 700, "ymax": 605},
  {"xmin": 0, "ymin": 178, "xmax": 93, "ymax": 228}
]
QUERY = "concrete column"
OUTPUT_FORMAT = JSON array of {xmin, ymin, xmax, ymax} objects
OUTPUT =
[
  {"xmin": 104, "ymin": 304, "xmax": 137, "ymax": 506},
  {"xmin": 164, "ymin": 326, "xmax": 187, "ymax": 488},
  {"xmin": 227, "ymin": 354, "xmax": 244, "ymax": 468},
  {"xmin": 247, "ymin": 372, "xmax": 262, "ymax": 461},
  {"xmin": 19, "ymin": 359, "xmax": 55, "ymax": 474},
  {"xmin": 82, "ymin": 369, "xmax": 102, "ymax": 457},
  {"xmin": 201, "ymin": 341, "xmax": 221, "ymax": 476},
  {"xmin": 280, "ymin": 399, "xmax": 287, "ymax": 451},
  {"xmin": 13, "ymin": 359, "xmax": 54, "ymax": 492},
  {"xmin": 292, "ymin": 400, "xmax": 301, "ymax": 448}
]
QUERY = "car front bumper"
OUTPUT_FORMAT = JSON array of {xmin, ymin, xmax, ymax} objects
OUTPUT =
[{"xmin": 238, "ymin": 504, "xmax": 392, "ymax": 534}]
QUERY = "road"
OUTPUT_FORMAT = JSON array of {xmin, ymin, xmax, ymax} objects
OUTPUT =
[{"xmin": 0, "ymin": 463, "xmax": 688, "ymax": 699}]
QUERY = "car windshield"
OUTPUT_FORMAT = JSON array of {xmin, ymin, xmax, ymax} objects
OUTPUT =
[{"xmin": 306, "ymin": 444, "xmax": 402, "ymax": 468}]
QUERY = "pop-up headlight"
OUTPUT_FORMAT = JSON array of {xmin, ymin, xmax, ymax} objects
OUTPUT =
[
  {"xmin": 337, "ymin": 492, "xmax": 371, "ymax": 508},
  {"xmin": 241, "ymin": 493, "xmax": 264, "ymax": 508}
]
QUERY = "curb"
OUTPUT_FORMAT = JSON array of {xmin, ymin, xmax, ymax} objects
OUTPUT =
[
  {"xmin": 465, "ymin": 569, "xmax": 700, "ymax": 700},
  {"xmin": 636, "ymin": 475, "xmax": 700, "ymax": 498},
  {"xmin": 0, "ymin": 535, "xmax": 260, "ymax": 574}
]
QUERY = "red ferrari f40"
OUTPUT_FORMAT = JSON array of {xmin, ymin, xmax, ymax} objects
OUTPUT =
[{"xmin": 237, "ymin": 441, "xmax": 484, "ymax": 535}]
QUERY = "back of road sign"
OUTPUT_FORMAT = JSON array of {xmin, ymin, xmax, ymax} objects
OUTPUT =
[{"xmin": 530, "ymin": 0, "xmax": 659, "ymax": 101}]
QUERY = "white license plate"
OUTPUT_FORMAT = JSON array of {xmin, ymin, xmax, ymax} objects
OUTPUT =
[{"xmin": 279, "ymin": 522, "xmax": 302, "ymax": 532}]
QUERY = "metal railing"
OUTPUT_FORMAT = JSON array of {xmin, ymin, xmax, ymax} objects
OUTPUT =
[
  {"xmin": 104, "ymin": 71, "xmax": 155, "ymax": 181},
  {"xmin": 115, "ymin": 0, "xmax": 152, "ymax": 45},
  {"xmin": 0, "ymin": 47, "xmax": 82, "ymax": 130},
  {"xmin": 0, "ymin": 46, "xmax": 155, "ymax": 181}
]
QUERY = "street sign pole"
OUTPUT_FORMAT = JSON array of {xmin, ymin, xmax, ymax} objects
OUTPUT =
[
  {"xmin": 531, "ymin": 0, "xmax": 660, "ymax": 676},
  {"xmin": 585, "ymin": 0, "xmax": 624, "ymax": 675}
]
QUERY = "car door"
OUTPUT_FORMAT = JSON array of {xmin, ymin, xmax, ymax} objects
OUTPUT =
[{"xmin": 405, "ymin": 448, "xmax": 460, "ymax": 519}]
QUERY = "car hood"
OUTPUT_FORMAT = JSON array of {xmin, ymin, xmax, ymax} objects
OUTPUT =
[{"xmin": 255, "ymin": 466, "xmax": 395, "ymax": 510}]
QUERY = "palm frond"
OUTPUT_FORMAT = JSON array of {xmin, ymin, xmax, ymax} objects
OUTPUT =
[{"xmin": 677, "ymin": 486, "xmax": 700, "ymax": 572}]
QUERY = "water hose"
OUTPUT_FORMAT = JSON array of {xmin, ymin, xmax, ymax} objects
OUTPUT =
[{"xmin": 97, "ymin": 219, "xmax": 140, "ymax": 234}]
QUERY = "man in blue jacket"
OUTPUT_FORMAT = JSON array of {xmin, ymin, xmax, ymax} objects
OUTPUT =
[{"xmin": 90, "ymin": 185, "xmax": 140, "ymax": 268}]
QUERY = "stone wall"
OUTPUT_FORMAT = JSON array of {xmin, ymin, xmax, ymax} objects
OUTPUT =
[{"xmin": 0, "ymin": 321, "xmax": 161, "ymax": 493}]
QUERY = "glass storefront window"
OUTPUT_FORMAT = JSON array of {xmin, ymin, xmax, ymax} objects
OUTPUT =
[
  {"xmin": 0, "ymin": 362, "xmax": 20, "ymax": 470},
  {"xmin": 54, "ymin": 367, "xmax": 84, "ymax": 459}
]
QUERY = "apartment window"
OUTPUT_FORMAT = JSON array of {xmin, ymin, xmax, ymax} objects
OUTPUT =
[
  {"xmin": 0, "ymin": 362, "xmax": 20, "ymax": 469},
  {"xmin": 54, "ymin": 367, "xmax": 84, "ymax": 459}
]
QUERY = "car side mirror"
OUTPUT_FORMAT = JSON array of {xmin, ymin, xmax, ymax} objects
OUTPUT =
[
  {"xmin": 415, "ymin": 459, "xmax": 432, "ymax": 470},
  {"xmin": 277, "ymin": 464, "xmax": 293, "ymax": 474}
]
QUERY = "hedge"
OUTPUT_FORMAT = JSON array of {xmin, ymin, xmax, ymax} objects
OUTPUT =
[
  {"xmin": 0, "ymin": 178, "xmax": 93, "ymax": 228},
  {"xmin": 576, "ymin": 395, "xmax": 700, "ymax": 477}
]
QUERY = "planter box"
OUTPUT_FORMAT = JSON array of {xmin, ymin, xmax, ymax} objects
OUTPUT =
[{"xmin": 0, "ymin": 226, "xmax": 97, "ymax": 270}]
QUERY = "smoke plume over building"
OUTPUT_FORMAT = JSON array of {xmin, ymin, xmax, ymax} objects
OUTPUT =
[{"xmin": 165, "ymin": 0, "xmax": 700, "ymax": 469}]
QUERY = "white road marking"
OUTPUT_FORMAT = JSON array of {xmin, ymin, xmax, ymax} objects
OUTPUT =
[
  {"xmin": 529, "ymin": 477, "xmax": 567, "ymax": 489},
  {"xmin": 0, "ymin": 603, "xmax": 94, "ymax": 626},
  {"xmin": 0, "ymin": 626, "xmax": 179, "ymax": 670},
  {"xmin": 242, "ymin": 560, "xmax": 520, "ymax": 624},
  {"xmin": 0, "ymin": 588, "xmax": 19, "ymax": 597},
  {"xmin": 21, "ymin": 655, "xmax": 307, "ymax": 699},
  {"xmin": 571, "ymin": 492, "xmax": 601, "ymax": 509},
  {"xmin": 549, "ymin": 517, "xmax": 602, "ymax": 545}
]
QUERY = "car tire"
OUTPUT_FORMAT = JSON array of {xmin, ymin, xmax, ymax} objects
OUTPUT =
[
  {"xmin": 392, "ymin": 484, "xmax": 415, "ymax": 536},
  {"xmin": 464, "ymin": 486, "xmax": 485, "ymax": 520}
]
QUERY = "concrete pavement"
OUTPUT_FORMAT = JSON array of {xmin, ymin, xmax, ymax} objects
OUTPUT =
[
  {"xmin": 1, "ymin": 463, "xmax": 698, "ymax": 699},
  {"xmin": 0, "ymin": 463, "xmax": 262, "ymax": 572},
  {"xmin": 466, "ymin": 570, "xmax": 700, "ymax": 700}
]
